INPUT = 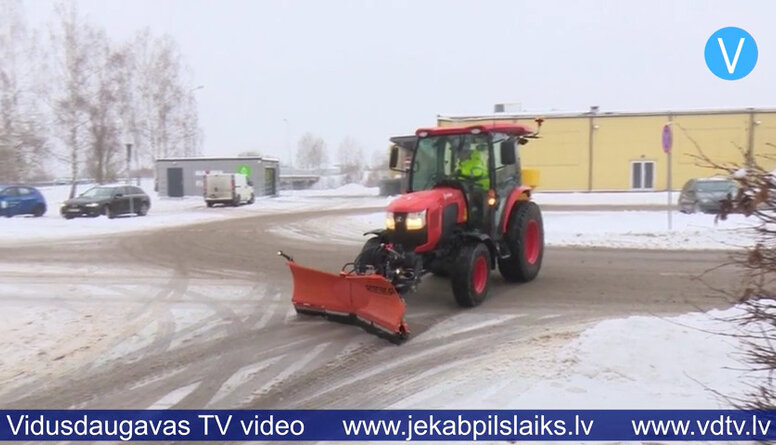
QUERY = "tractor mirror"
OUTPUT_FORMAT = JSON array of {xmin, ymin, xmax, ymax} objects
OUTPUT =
[
  {"xmin": 389, "ymin": 146, "xmax": 402, "ymax": 171},
  {"xmin": 500, "ymin": 141, "xmax": 517, "ymax": 165}
]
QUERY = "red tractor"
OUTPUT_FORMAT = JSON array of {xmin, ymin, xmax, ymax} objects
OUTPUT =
[{"xmin": 280, "ymin": 120, "xmax": 545, "ymax": 343}]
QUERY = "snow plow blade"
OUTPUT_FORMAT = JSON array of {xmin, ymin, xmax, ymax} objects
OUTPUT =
[{"xmin": 285, "ymin": 261, "xmax": 409, "ymax": 343}]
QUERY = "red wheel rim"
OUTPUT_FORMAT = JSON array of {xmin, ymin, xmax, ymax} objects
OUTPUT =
[
  {"xmin": 524, "ymin": 220, "xmax": 540, "ymax": 264},
  {"xmin": 472, "ymin": 255, "xmax": 488, "ymax": 294}
]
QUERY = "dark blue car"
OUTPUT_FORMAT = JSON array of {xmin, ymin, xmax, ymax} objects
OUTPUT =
[{"xmin": 0, "ymin": 185, "xmax": 47, "ymax": 217}]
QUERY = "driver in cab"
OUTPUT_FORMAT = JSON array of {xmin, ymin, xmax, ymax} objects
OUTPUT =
[{"xmin": 457, "ymin": 144, "xmax": 490, "ymax": 189}]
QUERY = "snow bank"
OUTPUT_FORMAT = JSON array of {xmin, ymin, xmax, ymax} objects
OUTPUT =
[
  {"xmin": 393, "ymin": 304, "xmax": 765, "ymax": 410},
  {"xmin": 271, "ymin": 210, "xmax": 759, "ymax": 250},
  {"xmin": 0, "ymin": 182, "xmax": 386, "ymax": 246},
  {"xmin": 532, "ymin": 191, "xmax": 679, "ymax": 206}
]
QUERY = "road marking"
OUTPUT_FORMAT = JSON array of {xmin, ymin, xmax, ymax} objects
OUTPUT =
[
  {"xmin": 210, "ymin": 356, "xmax": 284, "ymax": 405},
  {"xmin": 147, "ymin": 381, "xmax": 201, "ymax": 409},
  {"xmin": 252, "ymin": 342, "xmax": 329, "ymax": 396}
]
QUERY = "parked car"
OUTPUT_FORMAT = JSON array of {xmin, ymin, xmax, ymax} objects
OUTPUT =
[
  {"xmin": 61, "ymin": 185, "xmax": 150, "ymax": 219},
  {"xmin": 678, "ymin": 177, "xmax": 739, "ymax": 214},
  {"xmin": 203, "ymin": 173, "xmax": 255, "ymax": 207},
  {"xmin": 0, "ymin": 185, "xmax": 47, "ymax": 217}
]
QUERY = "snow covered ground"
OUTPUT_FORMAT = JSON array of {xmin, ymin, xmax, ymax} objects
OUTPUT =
[
  {"xmin": 4, "ymin": 183, "xmax": 748, "ymax": 249},
  {"xmin": 393, "ymin": 305, "xmax": 763, "ymax": 410},
  {"xmin": 271, "ymin": 210, "xmax": 759, "ymax": 250},
  {"xmin": 0, "ymin": 181, "xmax": 387, "ymax": 246}
]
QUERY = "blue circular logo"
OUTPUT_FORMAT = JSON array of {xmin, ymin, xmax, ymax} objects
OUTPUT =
[{"xmin": 704, "ymin": 27, "xmax": 758, "ymax": 80}]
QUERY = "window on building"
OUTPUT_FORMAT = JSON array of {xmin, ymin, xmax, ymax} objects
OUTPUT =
[{"xmin": 631, "ymin": 161, "xmax": 655, "ymax": 189}]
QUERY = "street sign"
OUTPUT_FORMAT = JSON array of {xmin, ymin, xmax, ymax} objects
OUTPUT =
[{"xmin": 662, "ymin": 124, "xmax": 672, "ymax": 153}]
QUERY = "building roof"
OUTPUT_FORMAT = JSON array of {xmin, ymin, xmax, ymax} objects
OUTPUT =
[
  {"xmin": 438, "ymin": 106, "xmax": 776, "ymax": 122},
  {"xmin": 156, "ymin": 156, "xmax": 279, "ymax": 162}
]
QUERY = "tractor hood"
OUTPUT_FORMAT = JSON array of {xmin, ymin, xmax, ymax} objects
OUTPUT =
[{"xmin": 387, "ymin": 187, "xmax": 462, "ymax": 213}]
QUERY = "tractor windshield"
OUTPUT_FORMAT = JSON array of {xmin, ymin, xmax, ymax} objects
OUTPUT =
[{"xmin": 409, "ymin": 134, "xmax": 490, "ymax": 191}]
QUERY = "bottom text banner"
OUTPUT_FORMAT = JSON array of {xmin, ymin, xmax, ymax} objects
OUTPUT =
[{"xmin": 1, "ymin": 410, "xmax": 776, "ymax": 441}]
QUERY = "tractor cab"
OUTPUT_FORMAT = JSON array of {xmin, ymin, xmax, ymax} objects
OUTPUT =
[{"xmin": 390, "ymin": 123, "xmax": 535, "ymax": 234}]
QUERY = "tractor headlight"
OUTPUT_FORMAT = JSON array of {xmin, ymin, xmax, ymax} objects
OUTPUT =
[
  {"xmin": 406, "ymin": 210, "xmax": 426, "ymax": 231},
  {"xmin": 385, "ymin": 212, "xmax": 395, "ymax": 230}
]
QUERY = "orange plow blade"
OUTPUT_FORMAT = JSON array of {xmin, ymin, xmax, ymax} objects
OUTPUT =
[{"xmin": 286, "ymin": 261, "xmax": 409, "ymax": 343}]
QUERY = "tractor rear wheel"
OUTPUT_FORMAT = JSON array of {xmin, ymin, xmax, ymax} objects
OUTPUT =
[
  {"xmin": 498, "ymin": 201, "xmax": 544, "ymax": 282},
  {"xmin": 451, "ymin": 242, "xmax": 491, "ymax": 307}
]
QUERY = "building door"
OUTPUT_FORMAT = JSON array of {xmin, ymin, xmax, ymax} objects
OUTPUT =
[
  {"xmin": 264, "ymin": 167, "xmax": 277, "ymax": 195},
  {"xmin": 630, "ymin": 161, "xmax": 655, "ymax": 190},
  {"xmin": 167, "ymin": 168, "xmax": 184, "ymax": 197}
]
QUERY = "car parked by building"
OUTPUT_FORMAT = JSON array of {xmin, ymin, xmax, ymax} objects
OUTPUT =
[
  {"xmin": 0, "ymin": 185, "xmax": 47, "ymax": 217},
  {"xmin": 204, "ymin": 173, "xmax": 255, "ymax": 207},
  {"xmin": 60, "ymin": 185, "xmax": 150, "ymax": 219},
  {"xmin": 678, "ymin": 177, "xmax": 739, "ymax": 214}
]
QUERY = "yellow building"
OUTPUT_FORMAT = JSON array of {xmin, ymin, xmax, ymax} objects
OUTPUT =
[{"xmin": 438, "ymin": 108, "xmax": 776, "ymax": 191}]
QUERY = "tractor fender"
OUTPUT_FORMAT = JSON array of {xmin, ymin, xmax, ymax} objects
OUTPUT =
[
  {"xmin": 459, "ymin": 232, "xmax": 498, "ymax": 269},
  {"xmin": 500, "ymin": 186, "xmax": 533, "ymax": 234},
  {"xmin": 363, "ymin": 229, "xmax": 388, "ymax": 239}
]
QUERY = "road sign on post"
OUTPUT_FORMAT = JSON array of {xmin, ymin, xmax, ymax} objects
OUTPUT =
[{"xmin": 662, "ymin": 123, "xmax": 673, "ymax": 230}]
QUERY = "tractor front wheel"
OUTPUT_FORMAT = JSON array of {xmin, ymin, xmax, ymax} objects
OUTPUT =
[
  {"xmin": 354, "ymin": 237, "xmax": 384, "ymax": 274},
  {"xmin": 451, "ymin": 242, "xmax": 491, "ymax": 307},
  {"xmin": 498, "ymin": 201, "xmax": 544, "ymax": 282}
]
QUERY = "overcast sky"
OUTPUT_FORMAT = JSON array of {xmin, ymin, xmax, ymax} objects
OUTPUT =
[{"xmin": 25, "ymin": 0, "xmax": 776, "ymax": 164}]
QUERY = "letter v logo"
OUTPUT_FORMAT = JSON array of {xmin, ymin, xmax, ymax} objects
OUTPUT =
[{"xmin": 705, "ymin": 27, "xmax": 758, "ymax": 80}]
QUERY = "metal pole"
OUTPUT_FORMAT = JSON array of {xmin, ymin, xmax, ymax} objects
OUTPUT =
[
  {"xmin": 667, "ymin": 147, "xmax": 672, "ymax": 230},
  {"xmin": 666, "ymin": 116, "xmax": 673, "ymax": 231}
]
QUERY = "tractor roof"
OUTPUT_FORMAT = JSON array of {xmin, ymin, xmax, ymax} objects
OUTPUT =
[{"xmin": 415, "ymin": 123, "xmax": 533, "ymax": 137}]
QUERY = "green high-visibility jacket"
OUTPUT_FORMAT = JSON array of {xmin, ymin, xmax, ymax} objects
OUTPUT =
[{"xmin": 458, "ymin": 151, "xmax": 489, "ymax": 188}]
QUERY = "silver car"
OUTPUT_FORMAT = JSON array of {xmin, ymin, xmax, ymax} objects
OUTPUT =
[{"xmin": 678, "ymin": 178, "xmax": 738, "ymax": 214}]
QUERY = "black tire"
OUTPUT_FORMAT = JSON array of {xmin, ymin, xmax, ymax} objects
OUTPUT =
[
  {"xmin": 248, "ymin": 193, "xmax": 255, "ymax": 204},
  {"xmin": 429, "ymin": 262, "xmax": 449, "ymax": 277},
  {"xmin": 63, "ymin": 214, "xmax": 75, "ymax": 220},
  {"xmin": 498, "ymin": 201, "xmax": 544, "ymax": 282},
  {"xmin": 206, "ymin": 201, "xmax": 214, "ymax": 208},
  {"xmin": 451, "ymin": 242, "xmax": 491, "ymax": 307},
  {"xmin": 32, "ymin": 204, "xmax": 45, "ymax": 217},
  {"xmin": 137, "ymin": 202, "xmax": 149, "ymax": 216},
  {"xmin": 354, "ymin": 237, "xmax": 383, "ymax": 274},
  {"xmin": 105, "ymin": 205, "xmax": 116, "ymax": 219}
]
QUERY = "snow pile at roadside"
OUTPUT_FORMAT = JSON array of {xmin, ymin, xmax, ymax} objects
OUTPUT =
[
  {"xmin": 284, "ymin": 183, "xmax": 379, "ymax": 197},
  {"xmin": 394, "ymin": 304, "xmax": 764, "ymax": 409},
  {"xmin": 0, "ymin": 182, "xmax": 386, "ymax": 246},
  {"xmin": 271, "ymin": 210, "xmax": 758, "ymax": 250},
  {"xmin": 532, "ymin": 191, "xmax": 679, "ymax": 206}
]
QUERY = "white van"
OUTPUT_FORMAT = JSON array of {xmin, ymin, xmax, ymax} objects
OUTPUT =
[{"xmin": 204, "ymin": 173, "xmax": 255, "ymax": 207}]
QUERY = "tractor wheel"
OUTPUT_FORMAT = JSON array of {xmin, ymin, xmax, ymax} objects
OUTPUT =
[
  {"xmin": 451, "ymin": 242, "xmax": 491, "ymax": 307},
  {"xmin": 354, "ymin": 237, "xmax": 383, "ymax": 274},
  {"xmin": 498, "ymin": 201, "xmax": 544, "ymax": 282}
]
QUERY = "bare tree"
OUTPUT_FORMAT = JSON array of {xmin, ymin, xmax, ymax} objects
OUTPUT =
[
  {"xmin": 681, "ymin": 124, "xmax": 776, "ymax": 409},
  {"xmin": 296, "ymin": 132, "xmax": 328, "ymax": 171},
  {"xmin": 49, "ymin": 1, "xmax": 95, "ymax": 197},
  {"xmin": 0, "ymin": 0, "xmax": 48, "ymax": 182},
  {"xmin": 130, "ymin": 30, "xmax": 202, "ymax": 163},
  {"xmin": 336, "ymin": 136, "xmax": 364, "ymax": 184}
]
